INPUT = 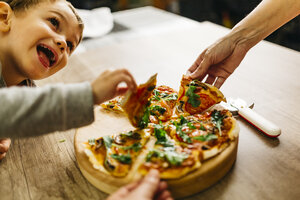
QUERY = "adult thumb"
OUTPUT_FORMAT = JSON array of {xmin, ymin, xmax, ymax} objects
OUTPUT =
[{"xmin": 135, "ymin": 169, "xmax": 160, "ymax": 199}]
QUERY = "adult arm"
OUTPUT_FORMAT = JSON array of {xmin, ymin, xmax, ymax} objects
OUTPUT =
[
  {"xmin": 188, "ymin": 0, "xmax": 300, "ymax": 88},
  {"xmin": 0, "ymin": 82, "xmax": 94, "ymax": 138}
]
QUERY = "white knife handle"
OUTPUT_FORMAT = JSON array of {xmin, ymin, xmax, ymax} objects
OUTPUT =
[{"xmin": 238, "ymin": 108, "xmax": 281, "ymax": 137}]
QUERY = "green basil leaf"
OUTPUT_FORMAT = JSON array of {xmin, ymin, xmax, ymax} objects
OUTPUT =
[
  {"xmin": 186, "ymin": 85, "xmax": 201, "ymax": 107},
  {"xmin": 111, "ymin": 154, "xmax": 132, "ymax": 164},
  {"xmin": 88, "ymin": 138, "xmax": 95, "ymax": 146},
  {"xmin": 103, "ymin": 136, "xmax": 113, "ymax": 148},
  {"xmin": 211, "ymin": 110, "xmax": 225, "ymax": 136},
  {"xmin": 193, "ymin": 134, "xmax": 218, "ymax": 141}
]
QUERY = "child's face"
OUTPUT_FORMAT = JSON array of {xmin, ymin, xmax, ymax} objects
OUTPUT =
[{"xmin": 5, "ymin": 0, "xmax": 82, "ymax": 80}]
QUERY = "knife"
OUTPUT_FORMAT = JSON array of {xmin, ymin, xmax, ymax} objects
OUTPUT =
[{"xmin": 220, "ymin": 98, "xmax": 281, "ymax": 138}]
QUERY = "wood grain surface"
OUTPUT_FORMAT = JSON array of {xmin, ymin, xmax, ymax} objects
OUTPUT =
[{"xmin": 1, "ymin": 6, "xmax": 300, "ymax": 200}]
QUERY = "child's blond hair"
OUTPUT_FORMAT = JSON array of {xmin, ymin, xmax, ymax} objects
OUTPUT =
[{"xmin": 4, "ymin": 0, "xmax": 84, "ymax": 42}]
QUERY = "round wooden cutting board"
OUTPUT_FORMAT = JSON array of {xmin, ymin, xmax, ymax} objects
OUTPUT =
[{"xmin": 75, "ymin": 107, "xmax": 239, "ymax": 199}]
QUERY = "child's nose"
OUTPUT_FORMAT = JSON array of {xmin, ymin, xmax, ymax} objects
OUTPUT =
[{"xmin": 56, "ymin": 41, "xmax": 66, "ymax": 53}]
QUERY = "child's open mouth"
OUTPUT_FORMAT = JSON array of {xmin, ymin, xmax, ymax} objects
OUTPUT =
[{"xmin": 37, "ymin": 44, "xmax": 58, "ymax": 68}]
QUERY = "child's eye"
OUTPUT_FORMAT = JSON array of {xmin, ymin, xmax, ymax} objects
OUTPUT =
[
  {"xmin": 67, "ymin": 41, "xmax": 74, "ymax": 52},
  {"xmin": 49, "ymin": 17, "xmax": 60, "ymax": 29}
]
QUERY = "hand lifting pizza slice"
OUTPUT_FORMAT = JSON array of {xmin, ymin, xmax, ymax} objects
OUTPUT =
[{"xmin": 121, "ymin": 73, "xmax": 157, "ymax": 128}]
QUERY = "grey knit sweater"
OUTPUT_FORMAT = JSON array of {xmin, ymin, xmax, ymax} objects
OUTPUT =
[{"xmin": 0, "ymin": 62, "xmax": 94, "ymax": 138}]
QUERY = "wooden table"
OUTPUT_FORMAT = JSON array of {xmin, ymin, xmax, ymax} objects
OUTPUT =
[{"xmin": 1, "ymin": 6, "xmax": 300, "ymax": 200}]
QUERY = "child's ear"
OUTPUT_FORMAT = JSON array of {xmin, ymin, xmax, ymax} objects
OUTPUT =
[{"xmin": 0, "ymin": 2, "xmax": 12, "ymax": 32}]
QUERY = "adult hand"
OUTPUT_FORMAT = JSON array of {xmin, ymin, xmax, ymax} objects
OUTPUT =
[
  {"xmin": 188, "ymin": 35, "xmax": 248, "ymax": 88},
  {"xmin": 0, "ymin": 138, "xmax": 11, "ymax": 160},
  {"xmin": 92, "ymin": 68, "xmax": 137, "ymax": 104},
  {"xmin": 107, "ymin": 169, "xmax": 173, "ymax": 200}
]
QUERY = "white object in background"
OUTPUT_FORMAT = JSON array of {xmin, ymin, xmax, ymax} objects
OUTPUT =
[
  {"xmin": 221, "ymin": 98, "xmax": 281, "ymax": 138},
  {"xmin": 76, "ymin": 7, "xmax": 114, "ymax": 39}
]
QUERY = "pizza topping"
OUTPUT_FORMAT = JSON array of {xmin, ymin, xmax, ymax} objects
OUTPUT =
[
  {"xmin": 193, "ymin": 134, "xmax": 218, "ymax": 142},
  {"xmin": 139, "ymin": 108, "xmax": 151, "ymax": 128},
  {"xmin": 103, "ymin": 136, "xmax": 113, "ymax": 148},
  {"xmin": 88, "ymin": 138, "xmax": 96, "ymax": 146},
  {"xmin": 186, "ymin": 84, "xmax": 201, "ymax": 108},
  {"xmin": 150, "ymin": 105, "xmax": 166, "ymax": 116},
  {"xmin": 111, "ymin": 154, "xmax": 132, "ymax": 164},
  {"xmin": 151, "ymin": 88, "xmax": 178, "ymax": 102},
  {"xmin": 121, "ymin": 130, "xmax": 142, "ymax": 140},
  {"xmin": 146, "ymin": 147, "xmax": 189, "ymax": 167},
  {"xmin": 112, "ymin": 142, "xmax": 142, "ymax": 152},
  {"xmin": 211, "ymin": 110, "xmax": 225, "ymax": 136},
  {"xmin": 105, "ymin": 159, "xmax": 116, "ymax": 171},
  {"xmin": 154, "ymin": 124, "xmax": 174, "ymax": 147},
  {"xmin": 114, "ymin": 135, "xmax": 126, "ymax": 145},
  {"xmin": 172, "ymin": 116, "xmax": 193, "ymax": 143}
]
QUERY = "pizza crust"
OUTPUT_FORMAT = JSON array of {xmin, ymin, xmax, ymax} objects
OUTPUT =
[{"xmin": 75, "ymin": 106, "xmax": 239, "ymax": 198}]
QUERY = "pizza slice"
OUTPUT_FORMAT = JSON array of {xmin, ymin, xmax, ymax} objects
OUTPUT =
[
  {"xmin": 138, "ymin": 122, "xmax": 201, "ymax": 179},
  {"xmin": 176, "ymin": 75, "xmax": 226, "ymax": 115},
  {"xmin": 121, "ymin": 74, "xmax": 157, "ymax": 128},
  {"xmin": 84, "ymin": 129, "xmax": 151, "ymax": 177},
  {"xmin": 166, "ymin": 108, "xmax": 238, "ymax": 161},
  {"xmin": 148, "ymin": 85, "xmax": 178, "ymax": 124},
  {"xmin": 138, "ymin": 144, "xmax": 201, "ymax": 179},
  {"xmin": 101, "ymin": 96, "xmax": 124, "ymax": 113}
]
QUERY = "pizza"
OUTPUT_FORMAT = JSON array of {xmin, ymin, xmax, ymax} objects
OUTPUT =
[
  {"xmin": 148, "ymin": 85, "xmax": 178, "ymax": 124},
  {"xmin": 84, "ymin": 129, "xmax": 151, "ymax": 177},
  {"xmin": 76, "ymin": 74, "xmax": 239, "ymax": 198},
  {"xmin": 101, "ymin": 96, "xmax": 124, "ymax": 113},
  {"xmin": 176, "ymin": 75, "xmax": 226, "ymax": 115},
  {"xmin": 120, "ymin": 73, "xmax": 157, "ymax": 128}
]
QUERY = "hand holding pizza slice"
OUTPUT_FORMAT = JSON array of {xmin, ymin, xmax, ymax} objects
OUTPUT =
[{"xmin": 121, "ymin": 74, "xmax": 157, "ymax": 129}]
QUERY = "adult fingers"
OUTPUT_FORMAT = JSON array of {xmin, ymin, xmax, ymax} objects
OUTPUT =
[
  {"xmin": 214, "ymin": 77, "xmax": 226, "ymax": 88},
  {"xmin": 135, "ymin": 169, "xmax": 160, "ymax": 198},
  {"xmin": 190, "ymin": 56, "xmax": 212, "ymax": 81},
  {"xmin": 188, "ymin": 50, "xmax": 206, "ymax": 74},
  {"xmin": 155, "ymin": 190, "xmax": 173, "ymax": 200},
  {"xmin": 205, "ymin": 74, "xmax": 216, "ymax": 85},
  {"xmin": 123, "ymin": 180, "xmax": 140, "ymax": 192},
  {"xmin": 107, "ymin": 181, "xmax": 139, "ymax": 200},
  {"xmin": 157, "ymin": 181, "xmax": 168, "ymax": 193}
]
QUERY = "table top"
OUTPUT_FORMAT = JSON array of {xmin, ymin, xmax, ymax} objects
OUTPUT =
[{"xmin": 1, "ymin": 6, "xmax": 300, "ymax": 200}]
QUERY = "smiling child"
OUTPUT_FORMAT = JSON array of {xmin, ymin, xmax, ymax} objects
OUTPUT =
[{"xmin": 0, "ymin": 0, "xmax": 136, "ymax": 158}]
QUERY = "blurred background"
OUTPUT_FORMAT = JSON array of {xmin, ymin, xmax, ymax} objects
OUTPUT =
[{"xmin": 70, "ymin": 0, "xmax": 300, "ymax": 51}]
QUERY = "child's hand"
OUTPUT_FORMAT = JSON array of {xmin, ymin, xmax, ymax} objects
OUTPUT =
[
  {"xmin": 0, "ymin": 138, "xmax": 11, "ymax": 160},
  {"xmin": 92, "ymin": 69, "xmax": 137, "ymax": 104}
]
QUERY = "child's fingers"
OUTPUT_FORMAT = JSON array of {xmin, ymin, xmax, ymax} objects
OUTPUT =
[
  {"xmin": 111, "ymin": 69, "xmax": 137, "ymax": 90},
  {"xmin": 157, "ymin": 181, "xmax": 168, "ymax": 193},
  {"xmin": 116, "ymin": 86, "xmax": 129, "ymax": 96},
  {"xmin": 112, "ymin": 72, "xmax": 136, "ymax": 92},
  {"xmin": 0, "ymin": 152, "xmax": 7, "ymax": 160},
  {"xmin": 0, "ymin": 138, "xmax": 11, "ymax": 153}
]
